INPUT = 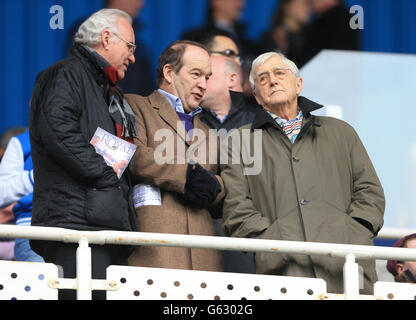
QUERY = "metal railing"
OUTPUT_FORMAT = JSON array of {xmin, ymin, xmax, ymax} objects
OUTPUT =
[
  {"xmin": 377, "ymin": 227, "xmax": 416, "ymax": 240},
  {"xmin": 0, "ymin": 224, "xmax": 415, "ymax": 300}
]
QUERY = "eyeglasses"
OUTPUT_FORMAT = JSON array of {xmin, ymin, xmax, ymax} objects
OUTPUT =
[
  {"xmin": 112, "ymin": 32, "xmax": 136, "ymax": 54},
  {"xmin": 256, "ymin": 68, "xmax": 291, "ymax": 86},
  {"xmin": 211, "ymin": 49, "xmax": 242, "ymax": 63}
]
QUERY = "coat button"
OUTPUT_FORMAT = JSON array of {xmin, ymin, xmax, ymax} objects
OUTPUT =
[
  {"xmin": 300, "ymin": 199, "xmax": 308, "ymax": 206},
  {"xmin": 292, "ymin": 156, "xmax": 300, "ymax": 162}
]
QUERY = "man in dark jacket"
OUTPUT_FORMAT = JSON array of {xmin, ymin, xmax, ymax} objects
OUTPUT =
[
  {"xmin": 29, "ymin": 9, "xmax": 138, "ymax": 300},
  {"xmin": 65, "ymin": 0, "xmax": 155, "ymax": 96},
  {"xmin": 297, "ymin": 0, "xmax": 360, "ymax": 67},
  {"xmin": 198, "ymin": 32, "xmax": 257, "ymax": 134},
  {"xmin": 198, "ymin": 36, "xmax": 256, "ymax": 274},
  {"xmin": 199, "ymin": 55, "xmax": 256, "ymax": 134}
]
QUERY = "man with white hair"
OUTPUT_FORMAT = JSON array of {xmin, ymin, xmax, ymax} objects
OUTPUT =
[
  {"xmin": 29, "ymin": 9, "xmax": 138, "ymax": 299},
  {"xmin": 220, "ymin": 52, "xmax": 385, "ymax": 294}
]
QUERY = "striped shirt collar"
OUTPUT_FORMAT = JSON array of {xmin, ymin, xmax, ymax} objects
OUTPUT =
[
  {"xmin": 269, "ymin": 109, "xmax": 303, "ymax": 126},
  {"xmin": 268, "ymin": 108, "xmax": 303, "ymax": 143}
]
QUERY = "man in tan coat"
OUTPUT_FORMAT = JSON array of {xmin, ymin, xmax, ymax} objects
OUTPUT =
[
  {"xmin": 126, "ymin": 40, "xmax": 224, "ymax": 271},
  {"xmin": 221, "ymin": 52, "xmax": 385, "ymax": 294}
]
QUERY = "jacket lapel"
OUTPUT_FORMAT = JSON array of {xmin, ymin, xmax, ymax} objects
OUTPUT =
[{"xmin": 148, "ymin": 91, "xmax": 190, "ymax": 146}]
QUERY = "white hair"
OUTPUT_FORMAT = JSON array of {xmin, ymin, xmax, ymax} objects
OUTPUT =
[
  {"xmin": 73, "ymin": 9, "xmax": 132, "ymax": 47},
  {"xmin": 249, "ymin": 52, "xmax": 300, "ymax": 90}
]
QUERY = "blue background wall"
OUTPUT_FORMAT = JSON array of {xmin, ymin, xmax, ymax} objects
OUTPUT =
[{"xmin": 0, "ymin": 0, "xmax": 415, "ymax": 134}]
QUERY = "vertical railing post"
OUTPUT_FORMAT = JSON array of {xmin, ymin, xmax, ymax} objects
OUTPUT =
[
  {"xmin": 76, "ymin": 237, "xmax": 92, "ymax": 300},
  {"xmin": 343, "ymin": 253, "xmax": 360, "ymax": 300}
]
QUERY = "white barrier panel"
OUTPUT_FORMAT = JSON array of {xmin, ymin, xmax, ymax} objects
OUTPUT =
[
  {"xmin": 106, "ymin": 266, "xmax": 327, "ymax": 300},
  {"xmin": 1, "ymin": 225, "xmax": 416, "ymax": 300},
  {"xmin": 0, "ymin": 261, "xmax": 58, "ymax": 300},
  {"xmin": 374, "ymin": 281, "xmax": 416, "ymax": 300}
]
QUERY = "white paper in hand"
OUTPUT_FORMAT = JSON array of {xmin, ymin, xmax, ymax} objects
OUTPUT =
[{"xmin": 133, "ymin": 184, "xmax": 162, "ymax": 208}]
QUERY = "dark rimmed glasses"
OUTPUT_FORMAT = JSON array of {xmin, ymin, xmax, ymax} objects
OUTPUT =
[{"xmin": 211, "ymin": 49, "xmax": 242, "ymax": 63}]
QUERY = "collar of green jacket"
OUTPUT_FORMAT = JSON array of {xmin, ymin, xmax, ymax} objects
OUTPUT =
[{"xmin": 251, "ymin": 96, "xmax": 323, "ymax": 130}]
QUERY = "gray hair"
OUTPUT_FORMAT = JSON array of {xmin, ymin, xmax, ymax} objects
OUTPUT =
[
  {"xmin": 73, "ymin": 9, "xmax": 132, "ymax": 47},
  {"xmin": 249, "ymin": 52, "xmax": 300, "ymax": 90}
]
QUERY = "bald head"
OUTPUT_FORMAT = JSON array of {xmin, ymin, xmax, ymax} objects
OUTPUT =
[{"xmin": 201, "ymin": 55, "xmax": 243, "ymax": 112}]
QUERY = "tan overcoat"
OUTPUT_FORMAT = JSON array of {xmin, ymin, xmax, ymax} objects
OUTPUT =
[
  {"xmin": 126, "ymin": 91, "xmax": 224, "ymax": 271},
  {"xmin": 221, "ymin": 97, "xmax": 385, "ymax": 294}
]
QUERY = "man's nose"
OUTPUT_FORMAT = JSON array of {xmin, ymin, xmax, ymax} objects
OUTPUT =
[
  {"xmin": 269, "ymin": 72, "xmax": 280, "ymax": 85},
  {"xmin": 129, "ymin": 52, "xmax": 136, "ymax": 64},
  {"xmin": 198, "ymin": 77, "xmax": 207, "ymax": 90}
]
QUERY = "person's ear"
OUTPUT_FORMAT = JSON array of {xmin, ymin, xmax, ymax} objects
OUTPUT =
[
  {"xmin": 253, "ymin": 89, "xmax": 262, "ymax": 106},
  {"xmin": 227, "ymin": 72, "xmax": 238, "ymax": 89},
  {"xmin": 163, "ymin": 64, "xmax": 174, "ymax": 85},
  {"xmin": 396, "ymin": 262, "xmax": 404, "ymax": 275},
  {"xmin": 101, "ymin": 30, "xmax": 112, "ymax": 50},
  {"xmin": 296, "ymin": 76, "xmax": 303, "ymax": 95}
]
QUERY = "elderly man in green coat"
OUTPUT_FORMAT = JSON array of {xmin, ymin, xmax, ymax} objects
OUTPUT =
[{"xmin": 220, "ymin": 52, "xmax": 385, "ymax": 294}]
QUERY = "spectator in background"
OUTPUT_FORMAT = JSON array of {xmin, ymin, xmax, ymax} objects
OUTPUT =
[
  {"xmin": 182, "ymin": 0, "xmax": 262, "ymax": 105},
  {"xmin": 201, "ymin": 29, "xmax": 242, "ymax": 66},
  {"xmin": 0, "ymin": 127, "xmax": 27, "ymax": 160},
  {"xmin": 260, "ymin": 0, "xmax": 311, "ymax": 67},
  {"xmin": 126, "ymin": 40, "xmax": 225, "ymax": 272},
  {"xmin": 30, "ymin": 9, "xmax": 138, "ymax": 300},
  {"xmin": 0, "ymin": 126, "xmax": 27, "ymax": 261},
  {"xmin": 386, "ymin": 234, "xmax": 416, "ymax": 283},
  {"xmin": 199, "ymin": 31, "xmax": 257, "ymax": 134},
  {"xmin": 198, "ymin": 33, "xmax": 256, "ymax": 274},
  {"xmin": 66, "ymin": 0, "xmax": 155, "ymax": 95},
  {"xmin": 0, "ymin": 204, "xmax": 14, "ymax": 260},
  {"xmin": 297, "ymin": 0, "xmax": 360, "ymax": 67},
  {"xmin": 0, "ymin": 129, "xmax": 44, "ymax": 262}
]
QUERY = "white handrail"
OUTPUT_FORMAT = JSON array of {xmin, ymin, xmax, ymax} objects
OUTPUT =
[
  {"xmin": 0, "ymin": 224, "xmax": 415, "ymax": 262},
  {"xmin": 376, "ymin": 227, "xmax": 415, "ymax": 240},
  {"xmin": 1, "ymin": 224, "xmax": 415, "ymax": 300}
]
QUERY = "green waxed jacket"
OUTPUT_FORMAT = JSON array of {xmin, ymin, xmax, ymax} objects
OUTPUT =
[{"xmin": 220, "ymin": 96, "xmax": 385, "ymax": 294}]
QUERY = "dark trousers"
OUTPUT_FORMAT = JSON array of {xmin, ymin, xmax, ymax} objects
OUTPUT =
[{"xmin": 31, "ymin": 240, "xmax": 131, "ymax": 300}]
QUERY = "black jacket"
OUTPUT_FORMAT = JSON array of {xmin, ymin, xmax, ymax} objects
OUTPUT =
[
  {"xmin": 66, "ymin": 19, "xmax": 155, "ymax": 96},
  {"xmin": 29, "ymin": 45, "xmax": 138, "ymax": 233},
  {"xmin": 198, "ymin": 91, "xmax": 257, "ymax": 133},
  {"xmin": 298, "ymin": 4, "xmax": 360, "ymax": 67}
]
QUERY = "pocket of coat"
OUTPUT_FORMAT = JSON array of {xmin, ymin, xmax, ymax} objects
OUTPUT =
[
  {"xmin": 85, "ymin": 186, "xmax": 128, "ymax": 230},
  {"xmin": 348, "ymin": 215, "xmax": 374, "ymax": 240}
]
